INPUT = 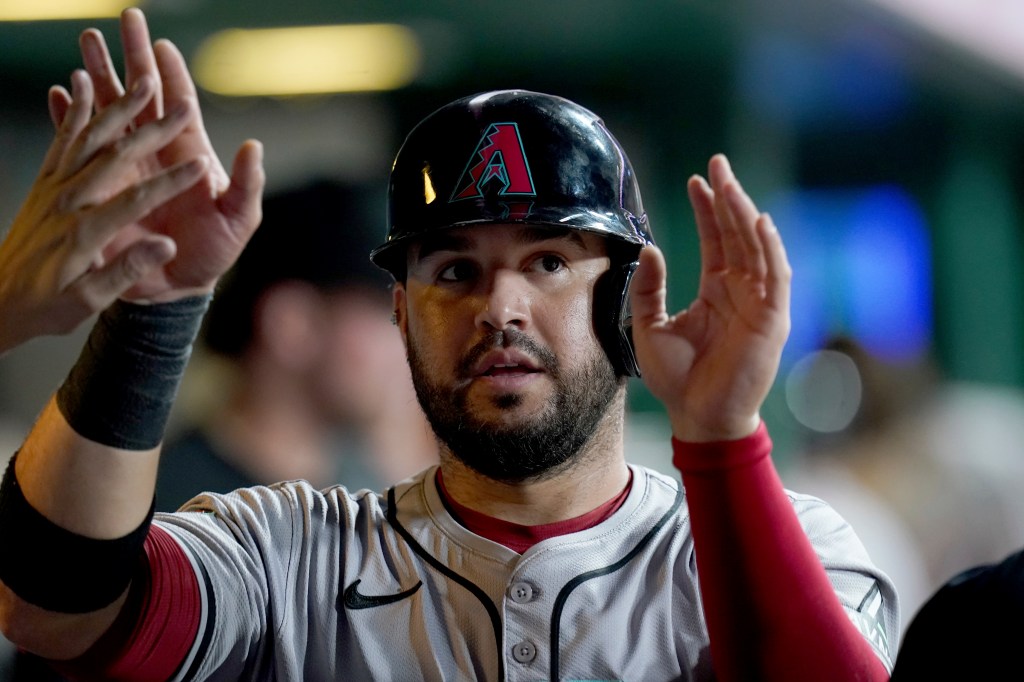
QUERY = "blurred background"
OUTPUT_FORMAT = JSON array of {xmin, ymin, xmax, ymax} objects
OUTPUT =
[{"xmin": 1, "ymin": 0, "xmax": 1024, "ymax": 649}]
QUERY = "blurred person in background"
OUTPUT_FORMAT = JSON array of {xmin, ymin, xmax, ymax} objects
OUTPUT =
[
  {"xmin": 782, "ymin": 335, "xmax": 1024, "ymax": 630},
  {"xmin": 158, "ymin": 178, "xmax": 437, "ymax": 511}
]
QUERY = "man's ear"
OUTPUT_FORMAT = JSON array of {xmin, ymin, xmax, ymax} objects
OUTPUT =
[{"xmin": 392, "ymin": 283, "xmax": 409, "ymax": 349}]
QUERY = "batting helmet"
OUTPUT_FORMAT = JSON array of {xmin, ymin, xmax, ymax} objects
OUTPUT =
[{"xmin": 371, "ymin": 89, "xmax": 654, "ymax": 376}]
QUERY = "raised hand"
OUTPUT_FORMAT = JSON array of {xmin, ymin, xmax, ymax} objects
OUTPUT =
[
  {"xmin": 41, "ymin": 8, "xmax": 264, "ymax": 303},
  {"xmin": 0, "ymin": 9, "xmax": 264, "ymax": 355},
  {"xmin": 0, "ymin": 66, "xmax": 201, "ymax": 355},
  {"xmin": 629, "ymin": 154, "xmax": 792, "ymax": 442}
]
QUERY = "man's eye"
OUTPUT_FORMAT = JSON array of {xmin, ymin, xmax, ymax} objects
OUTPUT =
[
  {"xmin": 537, "ymin": 255, "xmax": 565, "ymax": 273},
  {"xmin": 438, "ymin": 261, "xmax": 477, "ymax": 282}
]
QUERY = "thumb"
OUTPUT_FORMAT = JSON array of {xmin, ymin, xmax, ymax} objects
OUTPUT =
[
  {"xmin": 629, "ymin": 244, "xmax": 669, "ymax": 331},
  {"xmin": 219, "ymin": 139, "xmax": 266, "ymax": 243}
]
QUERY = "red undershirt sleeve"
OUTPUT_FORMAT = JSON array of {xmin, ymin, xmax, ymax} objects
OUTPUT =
[
  {"xmin": 51, "ymin": 524, "xmax": 201, "ymax": 682},
  {"xmin": 674, "ymin": 421, "xmax": 889, "ymax": 682}
]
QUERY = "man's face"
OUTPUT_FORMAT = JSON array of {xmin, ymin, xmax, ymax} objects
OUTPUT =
[{"xmin": 394, "ymin": 224, "xmax": 624, "ymax": 483}]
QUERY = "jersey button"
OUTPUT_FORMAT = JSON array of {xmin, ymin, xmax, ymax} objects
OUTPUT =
[
  {"xmin": 512, "ymin": 640, "xmax": 537, "ymax": 663},
  {"xmin": 509, "ymin": 582, "xmax": 534, "ymax": 603}
]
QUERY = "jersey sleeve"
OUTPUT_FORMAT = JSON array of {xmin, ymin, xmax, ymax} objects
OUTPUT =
[
  {"xmin": 49, "ymin": 524, "xmax": 201, "ymax": 681},
  {"xmin": 673, "ymin": 421, "xmax": 893, "ymax": 681}
]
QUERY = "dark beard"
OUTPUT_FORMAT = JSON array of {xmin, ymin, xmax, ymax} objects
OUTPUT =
[{"xmin": 408, "ymin": 328, "xmax": 623, "ymax": 484}]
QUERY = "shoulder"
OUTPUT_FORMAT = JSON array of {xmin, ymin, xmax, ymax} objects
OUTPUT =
[
  {"xmin": 164, "ymin": 469, "xmax": 436, "ymax": 535},
  {"xmin": 174, "ymin": 479, "xmax": 382, "ymax": 521},
  {"xmin": 893, "ymin": 548, "xmax": 1024, "ymax": 678}
]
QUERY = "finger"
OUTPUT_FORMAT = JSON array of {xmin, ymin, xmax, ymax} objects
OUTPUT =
[
  {"xmin": 217, "ymin": 140, "xmax": 266, "ymax": 241},
  {"xmin": 120, "ymin": 8, "xmax": 162, "ymax": 124},
  {"xmin": 716, "ymin": 154, "xmax": 766, "ymax": 280},
  {"xmin": 711, "ymin": 154, "xmax": 760, "ymax": 226},
  {"xmin": 72, "ymin": 235, "xmax": 177, "ymax": 312},
  {"xmin": 56, "ymin": 74, "xmax": 159, "ymax": 180},
  {"xmin": 74, "ymin": 154, "xmax": 209, "ymax": 258},
  {"xmin": 628, "ymin": 244, "xmax": 669, "ymax": 329},
  {"xmin": 759, "ymin": 213, "xmax": 792, "ymax": 311},
  {"xmin": 709, "ymin": 154, "xmax": 765, "ymax": 277},
  {"xmin": 724, "ymin": 182, "xmax": 767, "ymax": 281},
  {"xmin": 79, "ymin": 27, "xmax": 124, "ymax": 110},
  {"xmin": 152, "ymin": 38, "xmax": 226, "ymax": 175},
  {"xmin": 707, "ymin": 154, "xmax": 749, "ymax": 273},
  {"xmin": 153, "ymin": 38, "xmax": 199, "ymax": 114},
  {"xmin": 48, "ymin": 85, "xmax": 72, "ymax": 129},
  {"xmin": 687, "ymin": 174, "xmax": 725, "ymax": 275},
  {"xmin": 39, "ymin": 70, "xmax": 95, "ymax": 178}
]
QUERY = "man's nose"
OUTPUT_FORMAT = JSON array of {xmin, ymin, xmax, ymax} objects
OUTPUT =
[{"xmin": 474, "ymin": 269, "xmax": 530, "ymax": 330}]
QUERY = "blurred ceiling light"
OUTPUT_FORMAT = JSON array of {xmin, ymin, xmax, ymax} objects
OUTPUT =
[
  {"xmin": 193, "ymin": 23, "xmax": 422, "ymax": 96},
  {"xmin": 0, "ymin": 0, "xmax": 133, "ymax": 20},
  {"xmin": 865, "ymin": 0, "xmax": 1024, "ymax": 82}
]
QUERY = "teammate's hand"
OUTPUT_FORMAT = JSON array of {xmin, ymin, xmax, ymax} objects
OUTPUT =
[
  {"xmin": 0, "ymin": 66, "xmax": 196, "ymax": 355},
  {"xmin": 43, "ymin": 7, "xmax": 264, "ymax": 304},
  {"xmin": 629, "ymin": 154, "xmax": 792, "ymax": 442}
]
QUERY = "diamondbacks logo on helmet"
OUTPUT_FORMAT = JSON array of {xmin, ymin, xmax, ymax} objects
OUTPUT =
[{"xmin": 450, "ymin": 123, "xmax": 536, "ymax": 202}]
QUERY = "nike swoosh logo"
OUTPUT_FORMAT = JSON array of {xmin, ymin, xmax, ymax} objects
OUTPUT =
[{"xmin": 342, "ymin": 578, "xmax": 423, "ymax": 610}]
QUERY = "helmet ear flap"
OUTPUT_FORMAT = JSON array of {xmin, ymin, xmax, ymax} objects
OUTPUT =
[{"xmin": 595, "ymin": 259, "xmax": 641, "ymax": 378}]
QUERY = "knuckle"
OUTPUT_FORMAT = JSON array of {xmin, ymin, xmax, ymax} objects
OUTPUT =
[
  {"xmin": 120, "ymin": 249, "xmax": 149, "ymax": 281},
  {"xmin": 64, "ymin": 212, "xmax": 94, "ymax": 252},
  {"xmin": 124, "ymin": 182, "xmax": 149, "ymax": 205},
  {"xmin": 51, "ymin": 125, "xmax": 74, "ymax": 151},
  {"xmin": 53, "ymin": 187, "xmax": 76, "ymax": 213},
  {"xmin": 77, "ymin": 126, "xmax": 102, "ymax": 154},
  {"xmin": 110, "ymin": 134, "xmax": 134, "ymax": 158}
]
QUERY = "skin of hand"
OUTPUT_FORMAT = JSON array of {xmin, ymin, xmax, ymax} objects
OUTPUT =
[
  {"xmin": 0, "ymin": 8, "xmax": 264, "ymax": 356},
  {"xmin": 629, "ymin": 154, "xmax": 792, "ymax": 443}
]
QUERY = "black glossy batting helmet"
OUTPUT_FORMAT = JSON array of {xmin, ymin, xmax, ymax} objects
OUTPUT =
[{"xmin": 371, "ymin": 89, "xmax": 654, "ymax": 376}]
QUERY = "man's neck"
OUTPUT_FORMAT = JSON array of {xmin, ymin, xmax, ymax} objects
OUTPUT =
[{"xmin": 437, "ymin": 412, "xmax": 628, "ymax": 525}]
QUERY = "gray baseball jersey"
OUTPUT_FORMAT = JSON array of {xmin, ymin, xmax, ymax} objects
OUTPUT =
[{"xmin": 156, "ymin": 463, "xmax": 898, "ymax": 681}]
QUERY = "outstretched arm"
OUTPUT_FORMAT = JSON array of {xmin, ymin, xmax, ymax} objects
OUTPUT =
[
  {"xmin": 0, "ymin": 8, "xmax": 263, "ymax": 661},
  {"xmin": 630, "ymin": 155, "xmax": 890, "ymax": 680}
]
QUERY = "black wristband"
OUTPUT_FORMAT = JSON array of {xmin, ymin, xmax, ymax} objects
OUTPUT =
[
  {"xmin": 56, "ymin": 294, "xmax": 211, "ymax": 450},
  {"xmin": 0, "ymin": 454, "xmax": 154, "ymax": 613}
]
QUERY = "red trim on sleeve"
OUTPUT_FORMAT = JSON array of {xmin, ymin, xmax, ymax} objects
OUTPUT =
[
  {"xmin": 54, "ymin": 524, "xmax": 201, "ymax": 682},
  {"xmin": 674, "ymin": 421, "xmax": 889, "ymax": 682}
]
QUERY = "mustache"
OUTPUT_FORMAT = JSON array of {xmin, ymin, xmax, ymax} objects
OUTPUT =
[{"xmin": 456, "ymin": 328, "xmax": 558, "ymax": 378}]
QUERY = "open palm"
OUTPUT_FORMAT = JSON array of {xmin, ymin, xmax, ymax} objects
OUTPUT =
[
  {"xmin": 50, "ymin": 9, "xmax": 264, "ymax": 302},
  {"xmin": 630, "ymin": 155, "xmax": 791, "ymax": 442}
]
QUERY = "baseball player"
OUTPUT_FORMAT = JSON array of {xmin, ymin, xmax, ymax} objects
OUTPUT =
[{"xmin": 0, "ymin": 8, "xmax": 899, "ymax": 681}]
